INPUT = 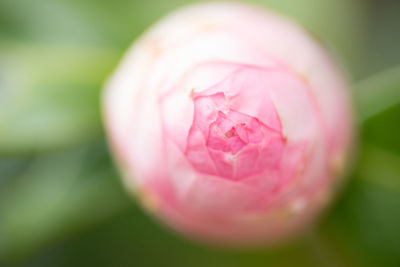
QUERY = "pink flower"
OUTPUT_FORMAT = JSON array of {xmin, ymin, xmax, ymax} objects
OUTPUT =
[{"xmin": 103, "ymin": 3, "xmax": 353, "ymax": 245}]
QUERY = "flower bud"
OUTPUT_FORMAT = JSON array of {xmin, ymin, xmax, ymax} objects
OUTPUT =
[{"xmin": 103, "ymin": 3, "xmax": 353, "ymax": 245}]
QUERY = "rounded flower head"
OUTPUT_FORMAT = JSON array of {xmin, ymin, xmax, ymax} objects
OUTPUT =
[{"xmin": 104, "ymin": 3, "xmax": 353, "ymax": 245}]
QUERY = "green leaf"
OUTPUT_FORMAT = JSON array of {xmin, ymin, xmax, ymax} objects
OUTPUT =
[
  {"xmin": 0, "ymin": 142, "xmax": 131, "ymax": 262},
  {"xmin": 356, "ymin": 144, "xmax": 400, "ymax": 191},
  {"xmin": 354, "ymin": 66, "xmax": 400, "ymax": 122},
  {"xmin": 0, "ymin": 43, "xmax": 119, "ymax": 154},
  {"xmin": 321, "ymin": 178, "xmax": 400, "ymax": 267},
  {"xmin": 318, "ymin": 143, "xmax": 400, "ymax": 267}
]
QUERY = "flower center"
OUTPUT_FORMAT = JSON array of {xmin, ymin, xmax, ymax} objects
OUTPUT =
[
  {"xmin": 207, "ymin": 110, "xmax": 263, "ymax": 154},
  {"xmin": 181, "ymin": 65, "xmax": 287, "ymax": 180}
]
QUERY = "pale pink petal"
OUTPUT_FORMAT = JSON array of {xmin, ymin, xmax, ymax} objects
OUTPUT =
[{"xmin": 185, "ymin": 126, "xmax": 217, "ymax": 175}]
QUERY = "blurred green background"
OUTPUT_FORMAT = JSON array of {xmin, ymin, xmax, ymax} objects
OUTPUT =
[{"xmin": 1, "ymin": 0, "xmax": 400, "ymax": 266}]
